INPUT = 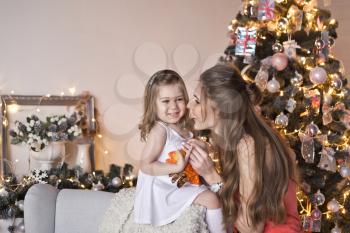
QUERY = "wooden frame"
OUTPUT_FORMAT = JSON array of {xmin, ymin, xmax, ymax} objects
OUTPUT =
[{"xmin": 0, "ymin": 95, "xmax": 96, "ymax": 176}]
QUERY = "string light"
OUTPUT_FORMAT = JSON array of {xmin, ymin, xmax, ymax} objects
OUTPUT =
[
  {"xmin": 69, "ymin": 87, "xmax": 76, "ymax": 95},
  {"xmin": 8, "ymin": 103, "xmax": 19, "ymax": 114}
]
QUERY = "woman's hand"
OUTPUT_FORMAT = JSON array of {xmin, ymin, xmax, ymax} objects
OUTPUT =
[{"xmin": 183, "ymin": 139, "xmax": 222, "ymax": 185}]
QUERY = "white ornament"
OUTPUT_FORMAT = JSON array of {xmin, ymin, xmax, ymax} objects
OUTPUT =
[
  {"xmin": 267, "ymin": 77, "xmax": 280, "ymax": 93},
  {"xmin": 16, "ymin": 200, "xmax": 25, "ymax": 211},
  {"xmin": 92, "ymin": 180, "xmax": 105, "ymax": 191},
  {"xmin": 111, "ymin": 177, "xmax": 122, "ymax": 188},
  {"xmin": 327, "ymin": 198, "xmax": 340, "ymax": 212},
  {"xmin": 275, "ymin": 112, "xmax": 289, "ymax": 127},
  {"xmin": 0, "ymin": 187, "xmax": 8, "ymax": 197},
  {"xmin": 283, "ymin": 39, "xmax": 301, "ymax": 59},
  {"xmin": 339, "ymin": 166, "xmax": 350, "ymax": 178},
  {"xmin": 286, "ymin": 98, "xmax": 297, "ymax": 113},
  {"xmin": 29, "ymin": 169, "xmax": 48, "ymax": 184}
]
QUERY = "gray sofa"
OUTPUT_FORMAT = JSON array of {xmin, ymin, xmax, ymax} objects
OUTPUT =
[{"xmin": 24, "ymin": 184, "xmax": 114, "ymax": 233}]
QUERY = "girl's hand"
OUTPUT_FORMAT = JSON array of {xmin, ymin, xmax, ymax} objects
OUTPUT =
[
  {"xmin": 174, "ymin": 146, "xmax": 192, "ymax": 173},
  {"xmin": 183, "ymin": 139, "xmax": 221, "ymax": 185}
]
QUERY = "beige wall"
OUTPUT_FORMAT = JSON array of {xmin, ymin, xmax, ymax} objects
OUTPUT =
[{"xmin": 0, "ymin": 0, "xmax": 349, "ymax": 175}]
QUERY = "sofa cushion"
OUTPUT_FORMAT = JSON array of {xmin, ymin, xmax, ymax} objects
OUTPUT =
[
  {"xmin": 24, "ymin": 184, "xmax": 60, "ymax": 233},
  {"xmin": 55, "ymin": 189, "xmax": 114, "ymax": 233}
]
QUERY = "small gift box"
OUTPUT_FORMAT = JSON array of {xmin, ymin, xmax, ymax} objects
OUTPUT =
[
  {"xmin": 235, "ymin": 27, "xmax": 257, "ymax": 56},
  {"xmin": 258, "ymin": 0, "xmax": 275, "ymax": 20}
]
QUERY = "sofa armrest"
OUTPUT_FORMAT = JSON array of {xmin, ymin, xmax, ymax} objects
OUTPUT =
[
  {"xmin": 55, "ymin": 189, "xmax": 114, "ymax": 233},
  {"xmin": 24, "ymin": 184, "xmax": 60, "ymax": 233}
]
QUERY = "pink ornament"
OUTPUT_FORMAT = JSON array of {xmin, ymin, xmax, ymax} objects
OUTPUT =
[
  {"xmin": 271, "ymin": 53, "xmax": 288, "ymax": 71},
  {"xmin": 311, "ymin": 207, "xmax": 322, "ymax": 220},
  {"xmin": 309, "ymin": 67, "xmax": 328, "ymax": 85}
]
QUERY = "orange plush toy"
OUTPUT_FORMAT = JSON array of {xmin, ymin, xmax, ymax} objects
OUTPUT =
[{"xmin": 166, "ymin": 150, "xmax": 202, "ymax": 188}]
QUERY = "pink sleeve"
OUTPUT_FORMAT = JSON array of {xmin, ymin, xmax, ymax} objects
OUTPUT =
[{"xmin": 263, "ymin": 181, "xmax": 302, "ymax": 233}]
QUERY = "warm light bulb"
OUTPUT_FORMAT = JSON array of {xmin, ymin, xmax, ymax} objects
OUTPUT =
[
  {"xmin": 60, "ymin": 92, "xmax": 65, "ymax": 96},
  {"xmin": 36, "ymin": 108, "xmax": 40, "ymax": 112},
  {"xmin": 46, "ymin": 94, "xmax": 51, "ymax": 97},
  {"xmin": 10, "ymin": 90, "xmax": 14, "ymax": 95},
  {"xmin": 104, "ymin": 150, "xmax": 109, "ymax": 155},
  {"xmin": 97, "ymin": 134, "xmax": 103, "ymax": 139},
  {"xmin": 69, "ymin": 87, "xmax": 76, "ymax": 95},
  {"xmin": 8, "ymin": 104, "xmax": 19, "ymax": 114}
]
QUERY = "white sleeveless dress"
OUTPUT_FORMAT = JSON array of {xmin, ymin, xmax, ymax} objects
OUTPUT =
[{"xmin": 134, "ymin": 121, "xmax": 207, "ymax": 226}]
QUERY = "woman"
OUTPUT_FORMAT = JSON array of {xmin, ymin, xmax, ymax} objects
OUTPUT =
[{"xmin": 183, "ymin": 64, "xmax": 302, "ymax": 233}]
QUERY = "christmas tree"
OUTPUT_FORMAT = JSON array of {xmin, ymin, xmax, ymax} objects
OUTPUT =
[{"xmin": 222, "ymin": 0, "xmax": 350, "ymax": 232}]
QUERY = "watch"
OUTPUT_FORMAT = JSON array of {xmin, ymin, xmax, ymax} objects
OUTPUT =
[{"xmin": 208, "ymin": 182, "xmax": 224, "ymax": 193}]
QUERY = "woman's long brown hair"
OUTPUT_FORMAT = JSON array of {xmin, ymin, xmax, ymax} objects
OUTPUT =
[{"xmin": 200, "ymin": 64, "xmax": 298, "ymax": 230}]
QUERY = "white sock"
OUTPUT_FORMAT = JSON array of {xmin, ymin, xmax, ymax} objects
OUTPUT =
[{"xmin": 205, "ymin": 208, "xmax": 226, "ymax": 233}]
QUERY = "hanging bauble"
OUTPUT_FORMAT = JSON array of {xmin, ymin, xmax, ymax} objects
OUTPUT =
[
  {"xmin": 271, "ymin": 53, "xmax": 288, "ymax": 71},
  {"xmin": 0, "ymin": 187, "xmax": 8, "ymax": 197},
  {"xmin": 111, "ymin": 177, "xmax": 122, "ymax": 188},
  {"xmin": 255, "ymin": 67, "xmax": 269, "ymax": 91},
  {"xmin": 339, "ymin": 165, "xmax": 350, "ymax": 178},
  {"xmin": 331, "ymin": 224, "xmax": 342, "ymax": 233},
  {"xmin": 277, "ymin": 18, "xmax": 289, "ymax": 32},
  {"xmin": 275, "ymin": 112, "xmax": 289, "ymax": 127},
  {"xmin": 16, "ymin": 221, "xmax": 25, "ymax": 233},
  {"xmin": 305, "ymin": 123, "xmax": 319, "ymax": 137},
  {"xmin": 267, "ymin": 77, "xmax": 280, "ymax": 93},
  {"xmin": 16, "ymin": 200, "xmax": 24, "ymax": 211},
  {"xmin": 272, "ymin": 42, "xmax": 283, "ymax": 53},
  {"xmin": 327, "ymin": 198, "xmax": 340, "ymax": 212},
  {"xmin": 290, "ymin": 71, "xmax": 303, "ymax": 86},
  {"xmin": 311, "ymin": 207, "xmax": 322, "ymax": 220},
  {"xmin": 309, "ymin": 67, "xmax": 328, "ymax": 85},
  {"xmin": 318, "ymin": 147, "xmax": 337, "ymax": 172},
  {"xmin": 314, "ymin": 190, "xmax": 326, "ymax": 206},
  {"xmin": 328, "ymin": 37, "xmax": 335, "ymax": 48},
  {"xmin": 286, "ymin": 98, "xmax": 297, "ymax": 113},
  {"xmin": 92, "ymin": 180, "xmax": 105, "ymax": 191},
  {"xmin": 7, "ymin": 206, "xmax": 16, "ymax": 218},
  {"xmin": 331, "ymin": 75, "xmax": 343, "ymax": 90},
  {"xmin": 327, "ymin": 198, "xmax": 340, "ymax": 213},
  {"xmin": 315, "ymin": 38, "xmax": 325, "ymax": 50}
]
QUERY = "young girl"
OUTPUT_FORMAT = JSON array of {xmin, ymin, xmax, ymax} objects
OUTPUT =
[{"xmin": 134, "ymin": 70, "xmax": 226, "ymax": 233}]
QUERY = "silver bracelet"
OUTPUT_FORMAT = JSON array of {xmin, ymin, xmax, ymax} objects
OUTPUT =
[{"xmin": 208, "ymin": 182, "xmax": 223, "ymax": 193}]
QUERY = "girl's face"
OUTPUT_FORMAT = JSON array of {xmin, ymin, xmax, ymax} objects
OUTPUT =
[
  {"xmin": 187, "ymin": 83, "xmax": 217, "ymax": 131},
  {"xmin": 156, "ymin": 84, "xmax": 186, "ymax": 124}
]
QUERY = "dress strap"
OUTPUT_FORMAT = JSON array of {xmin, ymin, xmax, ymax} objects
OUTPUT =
[{"xmin": 156, "ymin": 121, "xmax": 168, "ymax": 129}]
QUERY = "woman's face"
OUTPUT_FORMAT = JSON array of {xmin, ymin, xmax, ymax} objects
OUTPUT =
[{"xmin": 187, "ymin": 83, "xmax": 217, "ymax": 131}]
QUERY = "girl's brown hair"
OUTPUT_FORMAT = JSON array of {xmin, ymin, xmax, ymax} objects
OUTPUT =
[
  {"xmin": 200, "ymin": 64, "xmax": 298, "ymax": 229},
  {"xmin": 139, "ymin": 69, "xmax": 190, "ymax": 141}
]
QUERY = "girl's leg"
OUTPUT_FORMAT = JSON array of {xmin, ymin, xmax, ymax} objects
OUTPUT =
[{"xmin": 193, "ymin": 190, "xmax": 226, "ymax": 233}]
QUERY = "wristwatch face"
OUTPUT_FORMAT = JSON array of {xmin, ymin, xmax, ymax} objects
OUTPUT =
[{"xmin": 209, "ymin": 182, "xmax": 223, "ymax": 193}]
